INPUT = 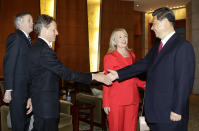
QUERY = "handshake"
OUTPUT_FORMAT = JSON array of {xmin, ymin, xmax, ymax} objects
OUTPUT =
[{"xmin": 92, "ymin": 70, "xmax": 119, "ymax": 85}]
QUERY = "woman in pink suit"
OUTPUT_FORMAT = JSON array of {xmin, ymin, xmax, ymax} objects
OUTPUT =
[{"xmin": 103, "ymin": 28, "xmax": 146, "ymax": 131}]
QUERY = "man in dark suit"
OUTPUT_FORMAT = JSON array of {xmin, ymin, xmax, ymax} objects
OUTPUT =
[
  {"xmin": 107, "ymin": 7, "xmax": 195, "ymax": 131},
  {"xmin": 3, "ymin": 12, "xmax": 33, "ymax": 131},
  {"xmin": 29, "ymin": 14, "xmax": 111, "ymax": 131}
]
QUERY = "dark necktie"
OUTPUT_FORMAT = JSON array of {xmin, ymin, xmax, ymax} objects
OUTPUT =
[
  {"xmin": 157, "ymin": 42, "xmax": 163, "ymax": 54},
  {"xmin": 27, "ymin": 36, "xmax": 32, "ymax": 45}
]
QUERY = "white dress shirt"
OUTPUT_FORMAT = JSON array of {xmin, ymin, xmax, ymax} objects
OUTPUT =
[
  {"xmin": 20, "ymin": 29, "xmax": 29, "ymax": 38},
  {"xmin": 161, "ymin": 31, "xmax": 175, "ymax": 47}
]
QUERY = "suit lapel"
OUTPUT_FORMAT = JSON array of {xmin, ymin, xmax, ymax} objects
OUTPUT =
[
  {"xmin": 17, "ymin": 30, "xmax": 29, "ymax": 42},
  {"xmin": 17, "ymin": 30, "xmax": 32, "ymax": 47},
  {"xmin": 151, "ymin": 33, "xmax": 177, "ymax": 69},
  {"xmin": 37, "ymin": 38, "xmax": 53, "ymax": 50}
]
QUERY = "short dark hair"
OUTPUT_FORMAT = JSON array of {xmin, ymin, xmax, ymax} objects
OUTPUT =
[
  {"xmin": 14, "ymin": 12, "xmax": 31, "ymax": 29},
  {"xmin": 152, "ymin": 7, "xmax": 175, "ymax": 27},
  {"xmin": 34, "ymin": 14, "xmax": 55, "ymax": 35}
]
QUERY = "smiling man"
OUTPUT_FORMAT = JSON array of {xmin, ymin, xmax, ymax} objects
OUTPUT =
[
  {"xmin": 107, "ymin": 7, "xmax": 195, "ymax": 131},
  {"xmin": 28, "ymin": 14, "xmax": 111, "ymax": 131}
]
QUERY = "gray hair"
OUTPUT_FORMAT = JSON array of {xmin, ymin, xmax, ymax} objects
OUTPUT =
[
  {"xmin": 14, "ymin": 12, "xmax": 31, "ymax": 29},
  {"xmin": 107, "ymin": 28, "xmax": 130, "ymax": 54},
  {"xmin": 34, "ymin": 14, "xmax": 55, "ymax": 35}
]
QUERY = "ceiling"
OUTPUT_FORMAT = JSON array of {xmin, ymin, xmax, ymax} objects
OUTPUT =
[{"xmin": 122, "ymin": 0, "xmax": 191, "ymax": 12}]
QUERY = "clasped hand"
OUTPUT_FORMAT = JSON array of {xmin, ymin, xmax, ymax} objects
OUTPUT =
[
  {"xmin": 92, "ymin": 69, "xmax": 118, "ymax": 85},
  {"xmin": 106, "ymin": 69, "xmax": 119, "ymax": 81}
]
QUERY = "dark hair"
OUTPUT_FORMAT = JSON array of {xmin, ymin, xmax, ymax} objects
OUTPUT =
[
  {"xmin": 34, "ymin": 14, "xmax": 55, "ymax": 35},
  {"xmin": 14, "ymin": 12, "xmax": 31, "ymax": 29},
  {"xmin": 152, "ymin": 7, "xmax": 175, "ymax": 27}
]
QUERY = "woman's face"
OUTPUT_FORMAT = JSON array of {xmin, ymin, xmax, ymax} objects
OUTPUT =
[{"xmin": 114, "ymin": 31, "xmax": 128, "ymax": 49}]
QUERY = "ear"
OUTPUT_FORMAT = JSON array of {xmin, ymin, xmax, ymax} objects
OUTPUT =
[
  {"xmin": 159, "ymin": 18, "xmax": 168, "ymax": 29},
  {"xmin": 40, "ymin": 27, "xmax": 47, "ymax": 36},
  {"xmin": 162, "ymin": 18, "xmax": 169, "ymax": 25},
  {"xmin": 17, "ymin": 21, "xmax": 22, "ymax": 28}
]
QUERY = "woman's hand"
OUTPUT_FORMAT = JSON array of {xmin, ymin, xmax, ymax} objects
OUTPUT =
[{"xmin": 104, "ymin": 107, "xmax": 110, "ymax": 115}]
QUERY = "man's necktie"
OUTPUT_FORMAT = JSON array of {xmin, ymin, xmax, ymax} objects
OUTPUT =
[
  {"xmin": 27, "ymin": 36, "xmax": 32, "ymax": 45},
  {"xmin": 157, "ymin": 42, "xmax": 163, "ymax": 54}
]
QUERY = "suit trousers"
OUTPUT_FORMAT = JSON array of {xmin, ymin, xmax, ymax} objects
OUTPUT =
[
  {"xmin": 10, "ymin": 99, "xmax": 31, "ymax": 131},
  {"xmin": 31, "ymin": 115, "xmax": 58, "ymax": 131},
  {"xmin": 149, "ymin": 120, "xmax": 188, "ymax": 131},
  {"xmin": 107, "ymin": 104, "xmax": 139, "ymax": 131}
]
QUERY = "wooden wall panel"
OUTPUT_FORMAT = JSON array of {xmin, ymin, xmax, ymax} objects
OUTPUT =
[
  {"xmin": 0, "ymin": 0, "xmax": 40, "ymax": 76},
  {"xmin": 56, "ymin": 0, "xmax": 90, "ymax": 72},
  {"xmin": 134, "ymin": 11, "xmax": 143, "ymax": 61},
  {"xmin": 100, "ymin": 0, "xmax": 136, "ymax": 70}
]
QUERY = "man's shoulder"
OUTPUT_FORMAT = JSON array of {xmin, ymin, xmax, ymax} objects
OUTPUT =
[
  {"xmin": 175, "ymin": 35, "xmax": 191, "ymax": 46},
  {"xmin": 173, "ymin": 35, "xmax": 194, "ymax": 53},
  {"xmin": 7, "ymin": 31, "xmax": 25, "ymax": 42},
  {"xmin": 31, "ymin": 39, "xmax": 51, "ymax": 54},
  {"xmin": 7, "ymin": 32, "xmax": 17, "ymax": 41},
  {"xmin": 5, "ymin": 33, "xmax": 21, "ymax": 48},
  {"xmin": 33, "ymin": 38, "xmax": 47, "ymax": 49}
]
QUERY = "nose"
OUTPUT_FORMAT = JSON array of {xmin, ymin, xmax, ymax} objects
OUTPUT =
[
  {"xmin": 31, "ymin": 20, "xmax": 33, "ymax": 24},
  {"xmin": 56, "ymin": 30, "xmax": 58, "ymax": 35}
]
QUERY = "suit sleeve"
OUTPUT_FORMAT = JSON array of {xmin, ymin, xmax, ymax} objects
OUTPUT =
[
  {"xmin": 102, "ymin": 55, "xmax": 114, "ymax": 108},
  {"xmin": 3, "ymin": 35, "xmax": 20, "ymax": 91},
  {"xmin": 39, "ymin": 48, "xmax": 92, "ymax": 84},
  {"xmin": 172, "ymin": 43, "xmax": 195, "ymax": 114},
  {"xmin": 117, "ymin": 46, "xmax": 156, "ymax": 82}
]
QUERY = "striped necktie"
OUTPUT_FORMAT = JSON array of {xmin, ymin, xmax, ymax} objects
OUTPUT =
[
  {"xmin": 157, "ymin": 42, "xmax": 163, "ymax": 54},
  {"xmin": 27, "ymin": 36, "xmax": 32, "ymax": 44}
]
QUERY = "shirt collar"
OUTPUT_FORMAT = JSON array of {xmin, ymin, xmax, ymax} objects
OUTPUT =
[
  {"xmin": 19, "ymin": 29, "xmax": 29, "ymax": 38},
  {"xmin": 161, "ymin": 31, "xmax": 175, "ymax": 47},
  {"xmin": 39, "ymin": 37, "xmax": 52, "ymax": 48}
]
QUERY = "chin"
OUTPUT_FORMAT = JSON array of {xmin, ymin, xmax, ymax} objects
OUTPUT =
[
  {"xmin": 123, "ymin": 44, "xmax": 127, "ymax": 48},
  {"xmin": 155, "ymin": 34, "xmax": 159, "ymax": 38}
]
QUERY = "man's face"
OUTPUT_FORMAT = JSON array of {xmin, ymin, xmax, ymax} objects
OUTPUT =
[
  {"xmin": 151, "ymin": 16, "xmax": 166, "ymax": 39},
  {"xmin": 45, "ymin": 21, "xmax": 58, "ymax": 43},
  {"xmin": 19, "ymin": 14, "xmax": 33, "ymax": 34}
]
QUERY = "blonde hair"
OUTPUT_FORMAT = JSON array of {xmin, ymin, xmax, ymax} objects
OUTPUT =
[{"xmin": 107, "ymin": 28, "xmax": 130, "ymax": 54}]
